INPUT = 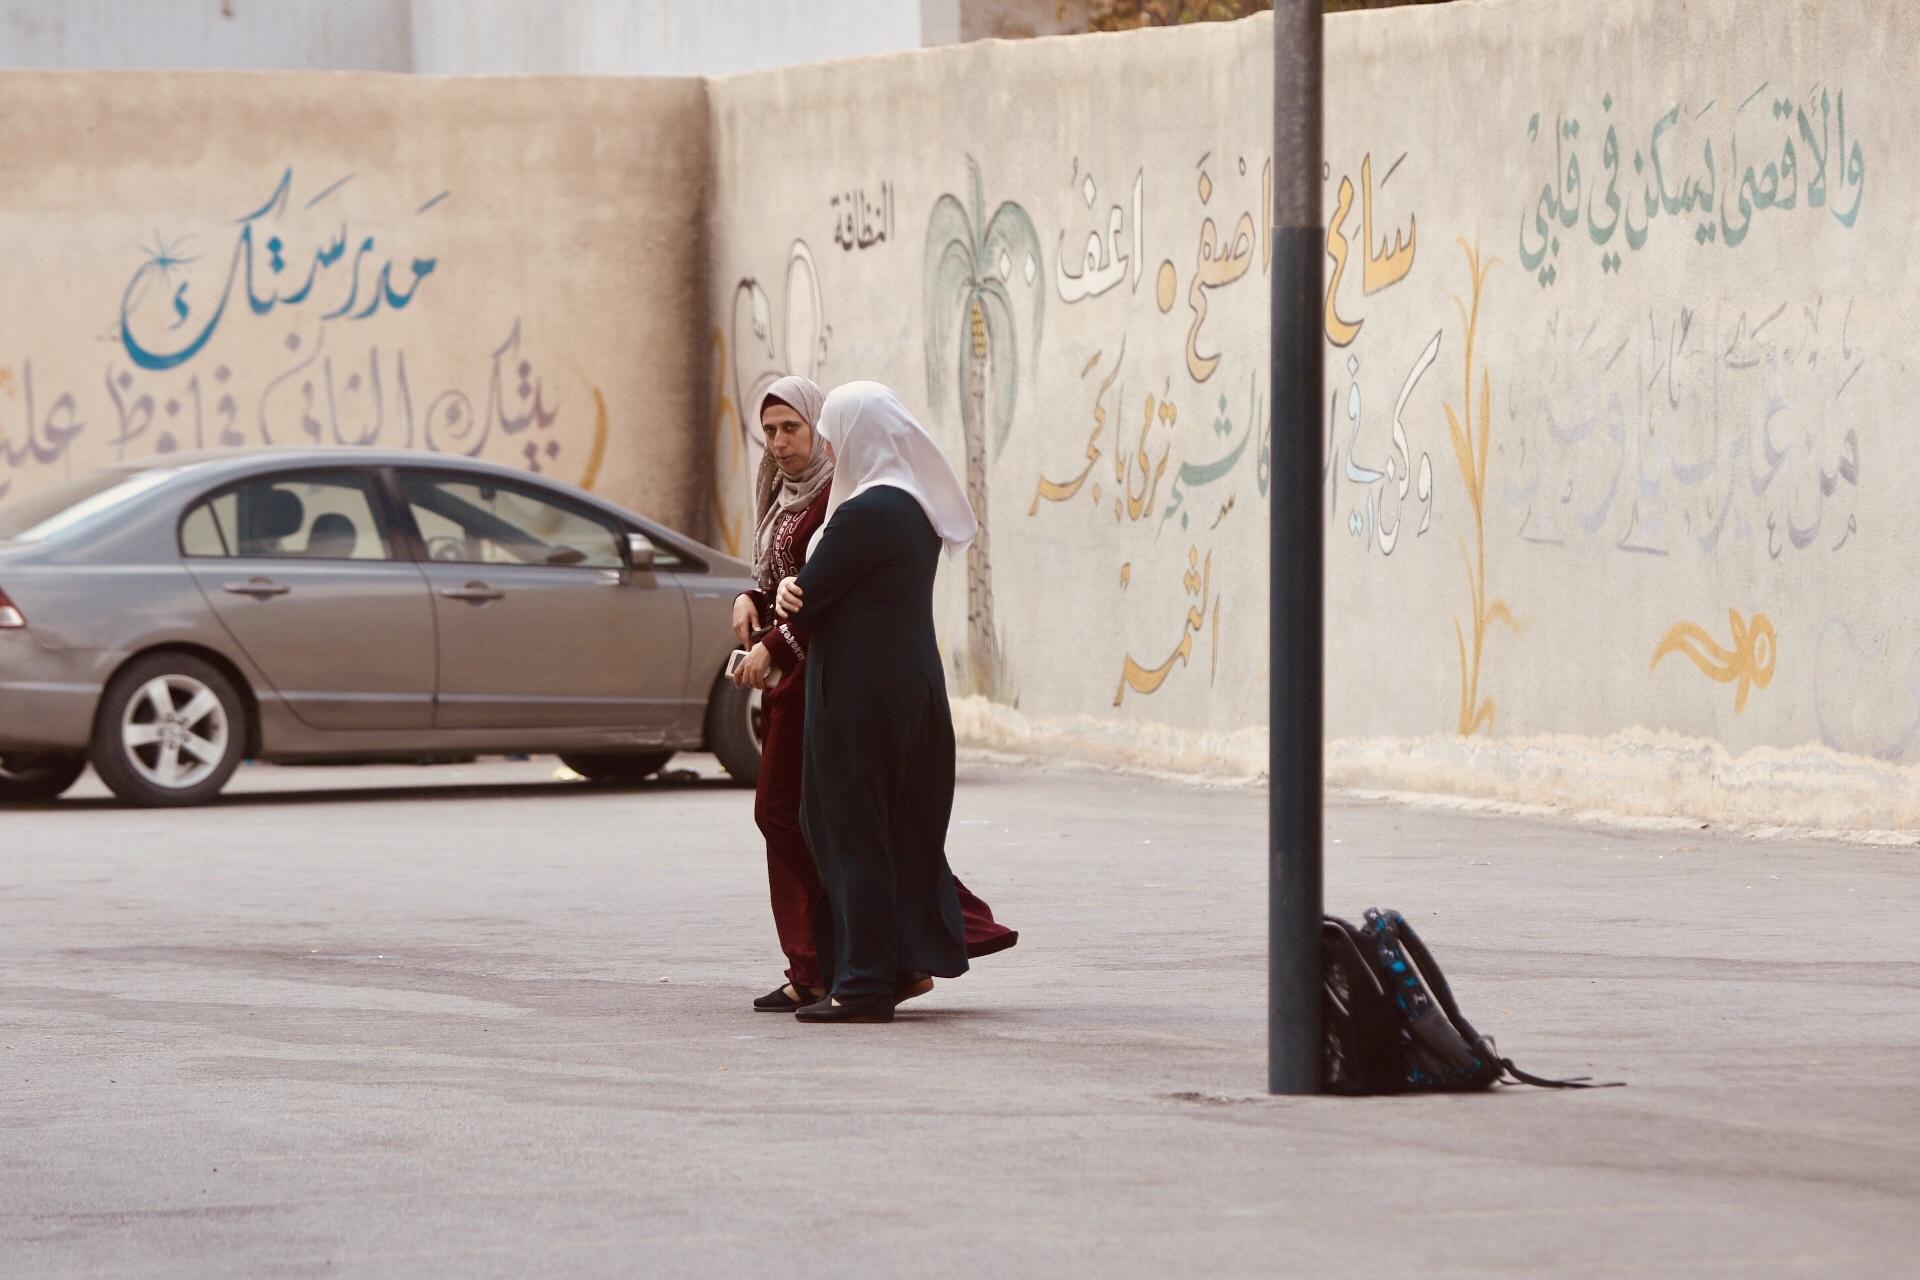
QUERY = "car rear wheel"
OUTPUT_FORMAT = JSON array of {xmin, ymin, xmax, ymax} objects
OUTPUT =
[
  {"xmin": 559, "ymin": 751, "xmax": 674, "ymax": 786},
  {"xmin": 704, "ymin": 675, "xmax": 762, "ymax": 786},
  {"xmin": 90, "ymin": 654, "xmax": 246, "ymax": 808},
  {"xmin": 0, "ymin": 752, "xmax": 88, "ymax": 803}
]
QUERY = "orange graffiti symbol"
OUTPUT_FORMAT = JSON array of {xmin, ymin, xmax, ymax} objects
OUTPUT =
[
  {"xmin": 1651, "ymin": 610, "xmax": 1777, "ymax": 713},
  {"xmin": 577, "ymin": 388, "xmax": 609, "ymax": 492}
]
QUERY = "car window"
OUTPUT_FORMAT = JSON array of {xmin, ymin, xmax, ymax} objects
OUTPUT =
[
  {"xmin": 181, "ymin": 473, "xmax": 394, "ymax": 561},
  {"xmin": 179, "ymin": 500, "xmax": 229, "ymax": 556},
  {"xmin": 399, "ymin": 474, "xmax": 622, "ymax": 570}
]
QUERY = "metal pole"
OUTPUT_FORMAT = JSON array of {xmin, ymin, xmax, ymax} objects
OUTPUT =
[{"xmin": 1268, "ymin": 0, "xmax": 1324, "ymax": 1096}]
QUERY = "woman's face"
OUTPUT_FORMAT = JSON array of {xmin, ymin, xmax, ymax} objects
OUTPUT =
[{"xmin": 761, "ymin": 403, "xmax": 815, "ymax": 476}]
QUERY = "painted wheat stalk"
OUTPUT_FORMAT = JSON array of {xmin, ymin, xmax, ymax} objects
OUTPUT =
[{"xmin": 1446, "ymin": 237, "xmax": 1519, "ymax": 736}]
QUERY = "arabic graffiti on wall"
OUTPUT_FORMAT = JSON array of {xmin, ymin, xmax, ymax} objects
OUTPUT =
[
  {"xmin": 1518, "ymin": 85, "xmax": 1866, "ymax": 288},
  {"xmin": 832, "ymin": 182, "xmax": 896, "ymax": 252},
  {"xmin": 0, "ymin": 319, "xmax": 600, "ymax": 504},
  {"xmin": 1652, "ymin": 608, "xmax": 1777, "ymax": 714},
  {"xmin": 119, "ymin": 169, "xmax": 441, "ymax": 372},
  {"xmin": 1056, "ymin": 163, "xmax": 1144, "ymax": 305},
  {"xmin": 1325, "ymin": 151, "xmax": 1416, "ymax": 346},
  {"xmin": 0, "ymin": 168, "xmax": 605, "ymax": 507},
  {"xmin": 1505, "ymin": 293, "xmax": 1866, "ymax": 560},
  {"xmin": 1021, "ymin": 143, "xmax": 1439, "ymax": 712},
  {"xmin": 1031, "ymin": 150, "xmax": 1278, "ymax": 710},
  {"xmin": 1813, "ymin": 619, "xmax": 1920, "ymax": 762}
]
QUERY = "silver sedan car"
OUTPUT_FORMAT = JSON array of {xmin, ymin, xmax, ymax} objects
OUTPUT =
[{"xmin": 0, "ymin": 449, "xmax": 762, "ymax": 807}]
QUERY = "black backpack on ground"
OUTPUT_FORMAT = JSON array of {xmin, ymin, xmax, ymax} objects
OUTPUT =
[{"xmin": 1321, "ymin": 907, "xmax": 1621, "ymax": 1095}]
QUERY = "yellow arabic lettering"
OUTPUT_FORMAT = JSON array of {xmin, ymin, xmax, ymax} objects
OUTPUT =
[
  {"xmin": 1123, "ymin": 390, "xmax": 1174, "ymax": 521},
  {"xmin": 1324, "ymin": 175, "xmax": 1363, "ymax": 347},
  {"xmin": 1186, "ymin": 211, "xmax": 1256, "ymax": 382},
  {"xmin": 1113, "ymin": 549, "xmax": 1212, "ymax": 706},
  {"xmin": 1261, "ymin": 158, "xmax": 1273, "ymax": 272},
  {"xmin": 1030, "ymin": 349, "xmax": 1120, "ymax": 513},
  {"xmin": 1360, "ymin": 153, "xmax": 1417, "ymax": 294}
]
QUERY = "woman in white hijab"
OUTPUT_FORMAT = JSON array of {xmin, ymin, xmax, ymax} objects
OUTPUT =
[
  {"xmin": 774, "ymin": 382, "xmax": 994, "ymax": 1023},
  {"xmin": 736, "ymin": 378, "xmax": 1016, "ymax": 1016}
]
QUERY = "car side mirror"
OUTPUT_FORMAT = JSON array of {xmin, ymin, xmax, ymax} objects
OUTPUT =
[{"xmin": 625, "ymin": 531, "xmax": 657, "ymax": 571}]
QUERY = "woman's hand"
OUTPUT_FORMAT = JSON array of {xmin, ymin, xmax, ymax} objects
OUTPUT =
[
  {"xmin": 733, "ymin": 642, "xmax": 774, "ymax": 689},
  {"xmin": 731, "ymin": 594, "xmax": 761, "ymax": 647},
  {"xmin": 775, "ymin": 576, "xmax": 804, "ymax": 619}
]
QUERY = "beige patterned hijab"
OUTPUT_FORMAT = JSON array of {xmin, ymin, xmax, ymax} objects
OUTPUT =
[{"xmin": 752, "ymin": 374, "xmax": 831, "ymax": 589}]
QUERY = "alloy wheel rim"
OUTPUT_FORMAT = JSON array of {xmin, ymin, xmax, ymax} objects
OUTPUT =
[
  {"xmin": 746, "ymin": 686, "xmax": 765, "ymax": 753},
  {"xmin": 121, "ymin": 674, "xmax": 229, "ymax": 790}
]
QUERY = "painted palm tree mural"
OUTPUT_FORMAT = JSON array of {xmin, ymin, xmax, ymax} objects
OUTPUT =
[{"xmin": 924, "ymin": 155, "xmax": 1045, "ymax": 700}]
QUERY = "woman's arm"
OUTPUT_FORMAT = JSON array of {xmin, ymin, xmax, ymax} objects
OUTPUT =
[
  {"xmin": 733, "ymin": 591, "xmax": 768, "ymax": 647},
  {"xmin": 787, "ymin": 498, "xmax": 887, "ymax": 626},
  {"xmin": 751, "ymin": 610, "xmax": 809, "ymax": 666}
]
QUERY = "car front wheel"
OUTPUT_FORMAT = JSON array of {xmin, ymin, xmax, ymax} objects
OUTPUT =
[
  {"xmin": 90, "ymin": 654, "xmax": 247, "ymax": 808},
  {"xmin": 0, "ymin": 752, "xmax": 88, "ymax": 803}
]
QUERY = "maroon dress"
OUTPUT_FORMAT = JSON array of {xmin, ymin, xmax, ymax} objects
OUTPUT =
[{"xmin": 743, "ymin": 488, "xmax": 1014, "ymax": 992}]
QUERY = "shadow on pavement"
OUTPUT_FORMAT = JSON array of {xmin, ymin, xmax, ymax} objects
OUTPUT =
[{"xmin": 40, "ymin": 773, "xmax": 744, "ymax": 811}]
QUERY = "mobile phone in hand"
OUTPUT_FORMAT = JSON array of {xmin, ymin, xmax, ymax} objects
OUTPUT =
[{"xmin": 726, "ymin": 648, "xmax": 750, "ymax": 678}]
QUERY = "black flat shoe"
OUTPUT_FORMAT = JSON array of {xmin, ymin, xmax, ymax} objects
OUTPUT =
[
  {"xmin": 795, "ymin": 997, "xmax": 894, "ymax": 1024},
  {"xmin": 753, "ymin": 983, "xmax": 820, "ymax": 1012},
  {"xmin": 967, "ymin": 929, "xmax": 1019, "ymax": 960}
]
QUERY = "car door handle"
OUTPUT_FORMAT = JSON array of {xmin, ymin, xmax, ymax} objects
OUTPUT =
[
  {"xmin": 222, "ymin": 578, "xmax": 290, "ymax": 598},
  {"xmin": 440, "ymin": 582, "xmax": 504, "ymax": 602}
]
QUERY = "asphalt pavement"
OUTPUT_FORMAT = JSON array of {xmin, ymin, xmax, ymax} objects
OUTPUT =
[{"xmin": 2, "ymin": 755, "xmax": 1916, "ymax": 1277}]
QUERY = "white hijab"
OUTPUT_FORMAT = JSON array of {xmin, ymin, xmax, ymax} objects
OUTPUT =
[{"xmin": 808, "ymin": 382, "xmax": 977, "ymax": 559}]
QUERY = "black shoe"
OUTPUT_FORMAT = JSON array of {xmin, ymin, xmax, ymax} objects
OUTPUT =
[
  {"xmin": 795, "ymin": 996, "xmax": 895, "ymax": 1023},
  {"xmin": 753, "ymin": 982, "xmax": 820, "ymax": 1012},
  {"xmin": 967, "ymin": 929, "xmax": 1019, "ymax": 960}
]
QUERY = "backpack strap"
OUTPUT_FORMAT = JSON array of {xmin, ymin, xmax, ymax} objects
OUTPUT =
[
  {"xmin": 1379, "ymin": 911, "xmax": 1489, "ymax": 1046},
  {"xmin": 1499, "ymin": 1059, "xmax": 1625, "ymax": 1090},
  {"xmin": 1384, "ymin": 912, "xmax": 1626, "ymax": 1091}
]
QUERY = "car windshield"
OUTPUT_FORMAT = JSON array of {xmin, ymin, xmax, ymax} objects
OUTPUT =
[{"xmin": 0, "ymin": 468, "xmax": 180, "ymax": 543}]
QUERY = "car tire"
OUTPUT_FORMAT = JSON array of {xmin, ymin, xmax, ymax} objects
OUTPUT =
[
  {"xmin": 90, "ymin": 653, "xmax": 247, "ymax": 808},
  {"xmin": 559, "ymin": 751, "xmax": 674, "ymax": 786},
  {"xmin": 0, "ymin": 752, "xmax": 88, "ymax": 803},
  {"xmin": 704, "ymin": 674, "xmax": 762, "ymax": 786}
]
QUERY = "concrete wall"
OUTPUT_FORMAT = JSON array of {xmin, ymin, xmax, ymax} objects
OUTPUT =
[
  {"xmin": 0, "ymin": 70, "xmax": 711, "ymax": 532},
  {"xmin": 708, "ymin": 0, "xmax": 1920, "ymax": 829},
  {"xmin": 3, "ymin": 0, "xmax": 1914, "ymax": 829}
]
